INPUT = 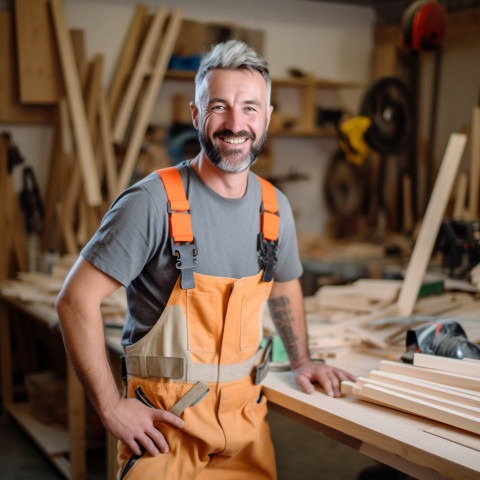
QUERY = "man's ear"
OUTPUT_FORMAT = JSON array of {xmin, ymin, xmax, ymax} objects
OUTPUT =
[
  {"xmin": 266, "ymin": 105, "xmax": 274, "ymax": 129},
  {"xmin": 190, "ymin": 102, "xmax": 199, "ymax": 130}
]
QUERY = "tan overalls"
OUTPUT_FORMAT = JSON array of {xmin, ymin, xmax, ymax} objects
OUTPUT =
[{"xmin": 117, "ymin": 167, "xmax": 280, "ymax": 479}]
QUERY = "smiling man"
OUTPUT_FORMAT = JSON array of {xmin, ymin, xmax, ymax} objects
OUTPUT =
[{"xmin": 56, "ymin": 40, "xmax": 354, "ymax": 480}]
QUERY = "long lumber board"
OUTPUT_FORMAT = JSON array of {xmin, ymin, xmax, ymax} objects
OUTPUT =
[
  {"xmin": 0, "ymin": 12, "xmax": 55, "ymax": 123},
  {"xmin": 108, "ymin": 4, "xmax": 149, "ymax": 123},
  {"xmin": 117, "ymin": 8, "xmax": 183, "ymax": 194},
  {"xmin": 48, "ymin": 0, "xmax": 102, "ymax": 207},
  {"xmin": 469, "ymin": 106, "xmax": 480, "ymax": 219},
  {"xmin": 396, "ymin": 133, "xmax": 467, "ymax": 316},
  {"xmin": 112, "ymin": 6, "xmax": 168, "ymax": 143},
  {"xmin": 14, "ymin": 0, "xmax": 63, "ymax": 104},
  {"xmin": 368, "ymin": 370, "xmax": 480, "ymax": 407},
  {"xmin": 379, "ymin": 360, "xmax": 480, "ymax": 392},
  {"xmin": 357, "ymin": 383, "xmax": 480, "ymax": 435},
  {"xmin": 353, "ymin": 377, "xmax": 480, "ymax": 417},
  {"xmin": 413, "ymin": 352, "xmax": 480, "ymax": 377}
]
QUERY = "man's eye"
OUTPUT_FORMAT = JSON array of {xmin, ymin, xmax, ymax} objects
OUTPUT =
[{"xmin": 211, "ymin": 105, "xmax": 225, "ymax": 111}]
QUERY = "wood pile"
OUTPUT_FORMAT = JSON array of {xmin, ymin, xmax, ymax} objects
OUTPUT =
[
  {"xmin": 0, "ymin": 255, "xmax": 127, "ymax": 328},
  {"xmin": 303, "ymin": 278, "xmax": 480, "ymax": 361},
  {"xmin": 3, "ymin": 1, "xmax": 183, "ymax": 263},
  {"xmin": 341, "ymin": 353, "xmax": 480, "ymax": 436}
]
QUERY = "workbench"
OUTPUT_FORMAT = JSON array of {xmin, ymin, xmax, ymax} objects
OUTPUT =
[
  {"xmin": 263, "ymin": 352, "xmax": 480, "ymax": 480},
  {"xmin": 2, "ymin": 292, "xmax": 480, "ymax": 480}
]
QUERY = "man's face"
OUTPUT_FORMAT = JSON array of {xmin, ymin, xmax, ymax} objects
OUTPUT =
[{"xmin": 191, "ymin": 69, "xmax": 273, "ymax": 173}]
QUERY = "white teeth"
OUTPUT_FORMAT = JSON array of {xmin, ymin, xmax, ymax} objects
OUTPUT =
[{"xmin": 223, "ymin": 137, "xmax": 247, "ymax": 144}]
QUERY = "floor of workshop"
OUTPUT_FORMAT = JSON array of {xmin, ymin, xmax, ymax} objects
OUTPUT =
[{"xmin": 0, "ymin": 404, "xmax": 413, "ymax": 480}]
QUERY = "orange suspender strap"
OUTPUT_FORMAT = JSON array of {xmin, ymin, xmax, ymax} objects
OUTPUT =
[
  {"xmin": 257, "ymin": 176, "xmax": 279, "ymax": 241},
  {"xmin": 156, "ymin": 167, "xmax": 197, "ymax": 289},
  {"xmin": 257, "ymin": 175, "xmax": 279, "ymax": 282}
]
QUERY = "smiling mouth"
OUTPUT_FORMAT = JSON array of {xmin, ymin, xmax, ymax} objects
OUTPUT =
[{"xmin": 221, "ymin": 137, "xmax": 248, "ymax": 144}]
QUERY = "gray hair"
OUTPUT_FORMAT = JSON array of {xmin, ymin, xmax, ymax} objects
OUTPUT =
[{"xmin": 194, "ymin": 40, "xmax": 271, "ymax": 106}]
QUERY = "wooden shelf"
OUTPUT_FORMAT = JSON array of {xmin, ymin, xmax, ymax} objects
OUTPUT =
[{"xmin": 6, "ymin": 402, "xmax": 71, "ymax": 478}]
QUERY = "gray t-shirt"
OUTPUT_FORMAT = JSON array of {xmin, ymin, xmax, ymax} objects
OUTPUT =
[{"xmin": 81, "ymin": 161, "xmax": 303, "ymax": 345}]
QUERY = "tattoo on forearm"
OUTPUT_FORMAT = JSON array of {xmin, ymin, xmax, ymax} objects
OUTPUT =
[{"xmin": 268, "ymin": 296, "xmax": 300, "ymax": 363}]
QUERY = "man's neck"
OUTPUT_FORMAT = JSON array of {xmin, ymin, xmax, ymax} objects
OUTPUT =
[{"xmin": 191, "ymin": 153, "xmax": 249, "ymax": 199}]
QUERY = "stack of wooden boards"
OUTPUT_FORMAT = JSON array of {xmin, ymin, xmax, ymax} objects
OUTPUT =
[
  {"xmin": 341, "ymin": 353, "xmax": 480, "ymax": 437},
  {"xmin": 0, "ymin": 255, "xmax": 127, "ymax": 328},
  {"xmin": 3, "ymin": 1, "xmax": 184, "ymax": 259}
]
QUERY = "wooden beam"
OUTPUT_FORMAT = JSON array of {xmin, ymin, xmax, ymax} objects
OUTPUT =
[
  {"xmin": 108, "ymin": 4, "xmax": 149, "ymax": 123},
  {"xmin": 112, "ymin": 6, "xmax": 169, "ymax": 144},
  {"xmin": 354, "ymin": 377, "xmax": 480, "ymax": 417},
  {"xmin": 368, "ymin": 369, "xmax": 480, "ymax": 407},
  {"xmin": 469, "ymin": 106, "xmax": 480, "ymax": 219},
  {"xmin": 379, "ymin": 360, "xmax": 480, "ymax": 392},
  {"xmin": 357, "ymin": 383, "xmax": 480, "ymax": 435},
  {"xmin": 117, "ymin": 8, "xmax": 184, "ymax": 194},
  {"xmin": 0, "ymin": 12, "xmax": 55, "ymax": 123},
  {"xmin": 396, "ymin": 133, "xmax": 467, "ymax": 316},
  {"xmin": 48, "ymin": 0, "xmax": 102, "ymax": 207},
  {"xmin": 413, "ymin": 353, "xmax": 480, "ymax": 377},
  {"xmin": 14, "ymin": 0, "xmax": 63, "ymax": 104}
]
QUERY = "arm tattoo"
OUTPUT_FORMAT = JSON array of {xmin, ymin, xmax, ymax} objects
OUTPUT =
[{"xmin": 268, "ymin": 296, "xmax": 300, "ymax": 363}]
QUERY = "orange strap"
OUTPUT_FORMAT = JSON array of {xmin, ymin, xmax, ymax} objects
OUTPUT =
[
  {"xmin": 257, "ymin": 176, "xmax": 279, "ymax": 242},
  {"xmin": 156, "ymin": 167, "xmax": 193, "ymax": 243}
]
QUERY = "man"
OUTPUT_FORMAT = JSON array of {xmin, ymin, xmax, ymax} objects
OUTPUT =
[{"xmin": 56, "ymin": 40, "xmax": 354, "ymax": 479}]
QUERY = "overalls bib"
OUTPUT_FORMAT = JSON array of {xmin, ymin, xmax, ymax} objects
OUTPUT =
[{"xmin": 117, "ymin": 167, "xmax": 280, "ymax": 479}]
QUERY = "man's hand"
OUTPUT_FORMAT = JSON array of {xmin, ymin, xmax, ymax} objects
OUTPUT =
[
  {"xmin": 293, "ymin": 361, "xmax": 355, "ymax": 397},
  {"xmin": 103, "ymin": 397, "xmax": 185, "ymax": 456}
]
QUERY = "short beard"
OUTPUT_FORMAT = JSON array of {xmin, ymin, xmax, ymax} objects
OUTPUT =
[{"xmin": 198, "ymin": 124, "xmax": 268, "ymax": 174}]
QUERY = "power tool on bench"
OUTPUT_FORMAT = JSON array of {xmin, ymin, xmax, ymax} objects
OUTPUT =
[{"xmin": 402, "ymin": 318, "xmax": 480, "ymax": 363}]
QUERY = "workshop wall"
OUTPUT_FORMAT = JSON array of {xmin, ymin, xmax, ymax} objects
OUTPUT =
[{"xmin": 1, "ymin": 0, "xmax": 375, "ymax": 239}]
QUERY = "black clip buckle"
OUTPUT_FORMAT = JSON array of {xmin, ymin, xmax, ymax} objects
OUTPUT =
[
  {"xmin": 255, "ymin": 337, "xmax": 273, "ymax": 384},
  {"xmin": 258, "ymin": 233, "xmax": 278, "ymax": 282},
  {"xmin": 171, "ymin": 237, "xmax": 198, "ymax": 289}
]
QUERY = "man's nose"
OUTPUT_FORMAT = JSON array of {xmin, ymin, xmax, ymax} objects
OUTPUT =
[{"xmin": 223, "ymin": 107, "xmax": 244, "ymax": 133}]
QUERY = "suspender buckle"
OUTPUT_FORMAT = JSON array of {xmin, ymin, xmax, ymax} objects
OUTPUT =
[
  {"xmin": 170, "ymin": 237, "xmax": 198, "ymax": 289},
  {"xmin": 258, "ymin": 233, "xmax": 278, "ymax": 282},
  {"xmin": 255, "ymin": 336, "xmax": 273, "ymax": 384}
]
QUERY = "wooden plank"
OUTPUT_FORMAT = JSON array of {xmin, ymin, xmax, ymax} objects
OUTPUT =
[
  {"xmin": 113, "ymin": 6, "xmax": 169, "ymax": 143},
  {"xmin": 396, "ymin": 134, "xmax": 467, "ymax": 316},
  {"xmin": 117, "ymin": 8, "xmax": 184, "ymax": 193},
  {"xmin": 48, "ymin": 0, "xmax": 102, "ymax": 207},
  {"xmin": 99, "ymin": 89, "xmax": 118, "ymax": 204},
  {"xmin": 453, "ymin": 171, "xmax": 468, "ymax": 219},
  {"xmin": 14, "ymin": 0, "xmax": 63, "ymax": 104},
  {"xmin": 0, "ymin": 12, "xmax": 55, "ymax": 123},
  {"xmin": 357, "ymin": 383, "xmax": 480, "ymax": 435},
  {"xmin": 469, "ymin": 106, "xmax": 480, "ymax": 219},
  {"xmin": 413, "ymin": 352, "xmax": 480, "ymax": 377},
  {"xmin": 379, "ymin": 360, "xmax": 480, "ymax": 392},
  {"xmin": 108, "ymin": 3, "xmax": 149, "ymax": 123},
  {"xmin": 368, "ymin": 370, "xmax": 480, "ymax": 407},
  {"xmin": 354, "ymin": 377, "xmax": 480, "ymax": 417}
]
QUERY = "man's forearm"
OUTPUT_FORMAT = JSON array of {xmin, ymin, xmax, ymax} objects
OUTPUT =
[{"xmin": 268, "ymin": 279, "xmax": 310, "ymax": 368}]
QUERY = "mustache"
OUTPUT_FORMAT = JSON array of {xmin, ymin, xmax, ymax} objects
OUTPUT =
[{"xmin": 213, "ymin": 129, "xmax": 255, "ymax": 140}]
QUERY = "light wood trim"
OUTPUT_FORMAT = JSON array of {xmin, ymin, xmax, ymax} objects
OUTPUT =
[
  {"xmin": 108, "ymin": 4, "xmax": 149, "ymax": 123},
  {"xmin": 368, "ymin": 370, "xmax": 480, "ymax": 407},
  {"xmin": 379, "ymin": 360, "xmax": 480, "ymax": 392},
  {"xmin": 469, "ymin": 106, "xmax": 480, "ymax": 219},
  {"xmin": 112, "ymin": 6, "xmax": 169, "ymax": 143},
  {"xmin": 357, "ymin": 383, "xmax": 480, "ymax": 435},
  {"xmin": 396, "ymin": 134, "xmax": 467, "ymax": 316},
  {"xmin": 48, "ymin": 0, "xmax": 102, "ymax": 207},
  {"xmin": 117, "ymin": 8, "xmax": 184, "ymax": 194},
  {"xmin": 355, "ymin": 377, "xmax": 480, "ymax": 417},
  {"xmin": 413, "ymin": 352, "xmax": 480, "ymax": 377}
]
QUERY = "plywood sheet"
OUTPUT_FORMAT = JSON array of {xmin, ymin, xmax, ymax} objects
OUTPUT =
[
  {"xmin": 14, "ymin": 0, "xmax": 63, "ymax": 104},
  {"xmin": 0, "ymin": 12, "xmax": 55, "ymax": 123}
]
